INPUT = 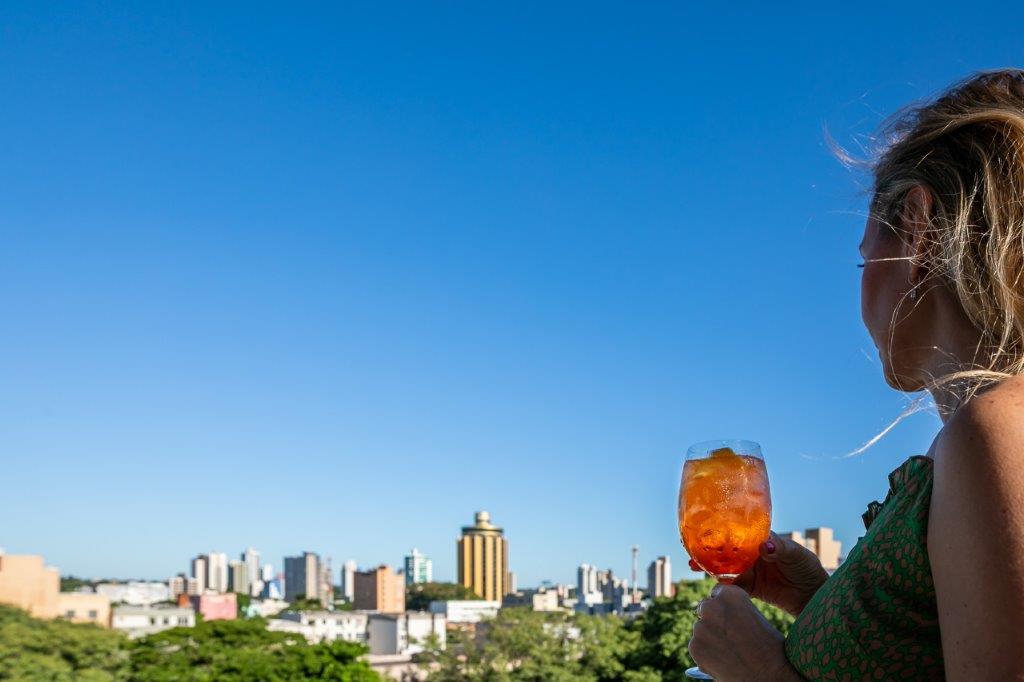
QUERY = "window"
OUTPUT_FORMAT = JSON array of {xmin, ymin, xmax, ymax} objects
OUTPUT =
[
  {"xmin": 178, "ymin": 617, "xmax": 188, "ymax": 625},
  {"xmin": 150, "ymin": 617, "xmax": 157, "ymax": 625},
  {"xmin": 65, "ymin": 610, "xmax": 75, "ymax": 618},
  {"xmin": 163, "ymin": 617, "xmax": 170, "ymax": 625},
  {"xmin": 88, "ymin": 610, "xmax": 98, "ymax": 619}
]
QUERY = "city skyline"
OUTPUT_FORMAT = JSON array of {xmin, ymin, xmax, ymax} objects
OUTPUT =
[{"xmin": 9, "ymin": 522, "xmax": 844, "ymax": 590}]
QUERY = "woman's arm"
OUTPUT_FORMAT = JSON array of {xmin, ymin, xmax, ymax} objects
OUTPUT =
[{"xmin": 929, "ymin": 378, "xmax": 1024, "ymax": 680}]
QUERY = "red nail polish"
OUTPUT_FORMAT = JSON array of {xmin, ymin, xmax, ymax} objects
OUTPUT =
[{"xmin": 765, "ymin": 541, "xmax": 776, "ymax": 554}]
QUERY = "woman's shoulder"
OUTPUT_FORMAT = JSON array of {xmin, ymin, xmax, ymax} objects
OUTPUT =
[
  {"xmin": 933, "ymin": 376, "xmax": 1024, "ymax": 502},
  {"xmin": 941, "ymin": 376, "xmax": 1024, "ymax": 449}
]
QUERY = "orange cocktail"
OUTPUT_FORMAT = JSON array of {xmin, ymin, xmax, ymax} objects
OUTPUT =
[{"xmin": 679, "ymin": 444, "xmax": 771, "ymax": 580}]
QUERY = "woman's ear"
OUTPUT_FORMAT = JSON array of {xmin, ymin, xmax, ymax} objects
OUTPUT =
[{"xmin": 898, "ymin": 184, "xmax": 935, "ymax": 287}]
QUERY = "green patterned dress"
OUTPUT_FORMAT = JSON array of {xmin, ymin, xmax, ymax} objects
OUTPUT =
[{"xmin": 784, "ymin": 456, "xmax": 945, "ymax": 680}]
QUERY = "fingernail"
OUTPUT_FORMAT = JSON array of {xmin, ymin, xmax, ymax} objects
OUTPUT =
[{"xmin": 764, "ymin": 541, "xmax": 776, "ymax": 554}]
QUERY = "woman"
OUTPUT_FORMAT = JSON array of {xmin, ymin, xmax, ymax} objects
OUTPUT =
[{"xmin": 688, "ymin": 69, "xmax": 1024, "ymax": 680}]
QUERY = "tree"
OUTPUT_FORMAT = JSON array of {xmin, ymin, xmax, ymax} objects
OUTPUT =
[
  {"xmin": 287, "ymin": 596, "xmax": 329, "ymax": 611},
  {"xmin": 423, "ymin": 607, "xmax": 587, "ymax": 681},
  {"xmin": 59, "ymin": 575, "xmax": 92, "ymax": 592},
  {"xmin": 236, "ymin": 592, "xmax": 252, "ymax": 618},
  {"xmin": 574, "ymin": 613, "xmax": 643, "ymax": 681},
  {"xmin": 422, "ymin": 607, "xmax": 651, "ymax": 681},
  {"xmin": 406, "ymin": 582, "xmax": 480, "ymax": 611},
  {"xmin": 0, "ymin": 602, "xmax": 381, "ymax": 681},
  {"xmin": 0, "ymin": 604, "xmax": 129, "ymax": 680},
  {"xmin": 421, "ymin": 578, "xmax": 794, "ymax": 682}
]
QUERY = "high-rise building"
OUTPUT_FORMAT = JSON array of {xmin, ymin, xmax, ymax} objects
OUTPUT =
[
  {"xmin": 190, "ymin": 556, "xmax": 208, "ymax": 594},
  {"xmin": 576, "ymin": 564, "xmax": 602, "ymax": 606},
  {"xmin": 242, "ymin": 548, "xmax": 261, "ymax": 597},
  {"xmin": 319, "ymin": 557, "xmax": 333, "ymax": 607},
  {"xmin": 781, "ymin": 528, "xmax": 843, "ymax": 572},
  {"xmin": 576, "ymin": 564, "xmax": 630, "ymax": 613},
  {"xmin": 647, "ymin": 556, "xmax": 674, "ymax": 598},
  {"xmin": 353, "ymin": 565, "xmax": 405, "ymax": 613},
  {"xmin": 341, "ymin": 560, "xmax": 357, "ymax": 602},
  {"xmin": 284, "ymin": 552, "xmax": 320, "ymax": 602},
  {"xmin": 403, "ymin": 549, "xmax": 433, "ymax": 585},
  {"xmin": 598, "ymin": 569, "xmax": 628, "ymax": 608},
  {"xmin": 207, "ymin": 553, "xmax": 229, "ymax": 594},
  {"xmin": 457, "ymin": 511, "xmax": 511, "ymax": 601},
  {"xmin": 229, "ymin": 561, "xmax": 249, "ymax": 595},
  {"xmin": 261, "ymin": 564, "xmax": 275, "ymax": 583}
]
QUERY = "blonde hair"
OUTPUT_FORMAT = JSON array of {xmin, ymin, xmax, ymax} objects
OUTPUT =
[{"xmin": 869, "ymin": 69, "xmax": 1024, "ymax": 402}]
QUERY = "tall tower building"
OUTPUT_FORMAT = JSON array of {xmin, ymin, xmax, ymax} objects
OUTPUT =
[
  {"xmin": 228, "ymin": 560, "xmax": 249, "ymax": 595},
  {"xmin": 190, "ymin": 555, "xmax": 208, "ymax": 594},
  {"xmin": 647, "ymin": 556, "xmax": 674, "ymax": 598},
  {"xmin": 404, "ymin": 549, "xmax": 433, "ymax": 585},
  {"xmin": 577, "ymin": 564, "xmax": 602, "ymax": 606},
  {"xmin": 318, "ymin": 557, "xmax": 333, "ymax": 607},
  {"xmin": 340, "ymin": 560, "xmax": 357, "ymax": 602},
  {"xmin": 207, "ymin": 553, "xmax": 229, "ymax": 594},
  {"xmin": 242, "ymin": 548, "xmax": 261, "ymax": 596},
  {"xmin": 457, "ymin": 511, "xmax": 510, "ymax": 601},
  {"xmin": 284, "ymin": 552, "xmax": 320, "ymax": 602}
]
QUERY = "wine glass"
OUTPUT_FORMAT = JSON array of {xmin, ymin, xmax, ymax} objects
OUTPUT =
[{"xmin": 679, "ymin": 439, "xmax": 772, "ymax": 680}]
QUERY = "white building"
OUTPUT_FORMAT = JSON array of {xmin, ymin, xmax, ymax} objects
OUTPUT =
[
  {"xmin": 242, "ymin": 548, "xmax": 263, "ymax": 597},
  {"xmin": 191, "ymin": 555, "xmax": 207, "ymax": 594},
  {"xmin": 267, "ymin": 618, "xmax": 313, "ymax": 639},
  {"xmin": 95, "ymin": 581, "xmax": 171, "ymax": 606},
  {"xmin": 647, "ymin": 556, "xmax": 674, "ymax": 598},
  {"xmin": 428, "ymin": 600, "xmax": 500, "ymax": 624},
  {"xmin": 576, "ymin": 564, "xmax": 603, "ymax": 607},
  {"xmin": 276, "ymin": 610, "xmax": 369, "ymax": 644},
  {"xmin": 245, "ymin": 598, "xmax": 290, "ymax": 618},
  {"xmin": 340, "ymin": 560, "xmax": 357, "ymax": 602},
  {"xmin": 532, "ymin": 589, "xmax": 561, "ymax": 612},
  {"xmin": 111, "ymin": 605, "xmax": 195, "ymax": 638},
  {"xmin": 207, "ymin": 552, "xmax": 229, "ymax": 593},
  {"xmin": 367, "ymin": 612, "xmax": 445, "ymax": 656},
  {"xmin": 403, "ymin": 549, "xmax": 432, "ymax": 586}
]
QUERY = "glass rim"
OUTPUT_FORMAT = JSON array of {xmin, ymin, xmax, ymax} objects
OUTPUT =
[{"xmin": 686, "ymin": 438, "xmax": 762, "ymax": 459}]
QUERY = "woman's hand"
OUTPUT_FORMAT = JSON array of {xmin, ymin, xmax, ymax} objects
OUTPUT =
[
  {"xmin": 690, "ymin": 531, "xmax": 828, "ymax": 617},
  {"xmin": 690, "ymin": 584, "xmax": 804, "ymax": 681}
]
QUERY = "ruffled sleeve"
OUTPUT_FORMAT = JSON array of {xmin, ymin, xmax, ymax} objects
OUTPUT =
[{"xmin": 862, "ymin": 456, "xmax": 933, "ymax": 530}]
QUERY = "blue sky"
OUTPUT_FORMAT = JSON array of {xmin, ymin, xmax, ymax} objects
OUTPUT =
[{"xmin": 0, "ymin": 2, "xmax": 1019, "ymax": 586}]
